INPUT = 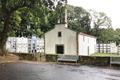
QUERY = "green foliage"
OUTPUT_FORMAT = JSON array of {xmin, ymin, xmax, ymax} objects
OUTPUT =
[
  {"xmin": 92, "ymin": 27, "xmax": 120, "ymax": 45},
  {"xmin": 89, "ymin": 10, "xmax": 112, "ymax": 38},
  {"xmin": 89, "ymin": 10, "xmax": 112, "ymax": 29},
  {"xmin": 0, "ymin": 0, "xmax": 66, "ymax": 55},
  {"xmin": 114, "ymin": 29, "xmax": 120, "ymax": 45},
  {"xmin": 0, "ymin": 0, "xmax": 120, "ymax": 52},
  {"xmin": 67, "ymin": 5, "xmax": 91, "ymax": 33},
  {"xmin": 98, "ymin": 28, "xmax": 115, "ymax": 43},
  {"xmin": 91, "ymin": 53, "xmax": 119, "ymax": 57}
]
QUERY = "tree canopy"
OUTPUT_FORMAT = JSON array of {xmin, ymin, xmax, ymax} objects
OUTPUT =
[
  {"xmin": 0, "ymin": 0, "xmax": 119, "ymax": 55},
  {"xmin": 0, "ymin": 0, "xmax": 65, "ymax": 55},
  {"xmin": 67, "ymin": 5, "xmax": 91, "ymax": 34}
]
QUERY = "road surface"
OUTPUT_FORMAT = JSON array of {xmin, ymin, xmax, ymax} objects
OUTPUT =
[{"xmin": 0, "ymin": 62, "xmax": 120, "ymax": 80}]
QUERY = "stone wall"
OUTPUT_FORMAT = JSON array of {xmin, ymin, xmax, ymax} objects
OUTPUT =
[
  {"xmin": 45, "ymin": 54, "xmax": 110, "ymax": 66},
  {"xmin": 13, "ymin": 53, "xmax": 46, "ymax": 61},
  {"xmin": 45, "ymin": 54, "xmax": 58, "ymax": 62},
  {"xmin": 78, "ymin": 56, "xmax": 110, "ymax": 66},
  {"xmin": 13, "ymin": 53, "xmax": 36, "ymax": 61},
  {"xmin": 12, "ymin": 53, "xmax": 110, "ymax": 66}
]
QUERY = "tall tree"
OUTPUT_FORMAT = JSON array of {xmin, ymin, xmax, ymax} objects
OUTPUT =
[
  {"xmin": 90, "ymin": 10, "xmax": 112, "ymax": 28},
  {"xmin": 97, "ymin": 28, "xmax": 115, "ymax": 43},
  {"xmin": 0, "ymin": 0, "xmax": 67, "ymax": 56},
  {"xmin": 67, "ymin": 5, "xmax": 91, "ymax": 33},
  {"xmin": 114, "ymin": 28, "xmax": 120, "ymax": 45},
  {"xmin": 0, "ymin": 0, "xmax": 56, "ymax": 55},
  {"xmin": 89, "ymin": 10, "xmax": 112, "ymax": 37}
]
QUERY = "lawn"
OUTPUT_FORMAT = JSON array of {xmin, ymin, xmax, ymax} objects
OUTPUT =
[{"xmin": 91, "ymin": 53, "xmax": 120, "ymax": 57}]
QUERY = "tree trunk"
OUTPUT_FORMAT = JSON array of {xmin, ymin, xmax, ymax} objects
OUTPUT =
[
  {"xmin": 0, "ymin": 13, "xmax": 11, "ymax": 56},
  {"xmin": 0, "ymin": 40, "xmax": 7, "ymax": 56}
]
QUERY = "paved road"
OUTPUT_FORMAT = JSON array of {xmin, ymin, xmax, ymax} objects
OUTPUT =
[{"xmin": 0, "ymin": 62, "xmax": 120, "ymax": 80}]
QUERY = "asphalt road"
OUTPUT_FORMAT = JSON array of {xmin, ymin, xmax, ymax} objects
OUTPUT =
[{"xmin": 0, "ymin": 62, "xmax": 120, "ymax": 80}]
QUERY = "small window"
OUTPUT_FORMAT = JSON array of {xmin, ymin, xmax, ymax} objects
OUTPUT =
[
  {"xmin": 33, "ymin": 47, "xmax": 35, "ymax": 49},
  {"xmin": 28, "ymin": 44, "xmax": 31, "ymax": 46},
  {"xmin": 58, "ymin": 32, "xmax": 62, "ymax": 37}
]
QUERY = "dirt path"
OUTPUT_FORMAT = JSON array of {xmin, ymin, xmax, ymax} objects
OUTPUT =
[{"xmin": 0, "ymin": 54, "xmax": 19, "ymax": 63}]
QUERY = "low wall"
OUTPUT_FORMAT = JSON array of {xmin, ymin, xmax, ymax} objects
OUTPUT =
[
  {"xmin": 13, "ymin": 53, "xmax": 46, "ymax": 61},
  {"xmin": 13, "ymin": 53, "xmax": 36, "ymax": 61},
  {"xmin": 79, "ymin": 56, "xmax": 110, "ymax": 66},
  {"xmin": 11, "ymin": 53, "xmax": 110, "ymax": 66},
  {"xmin": 45, "ymin": 54, "xmax": 110, "ymax": 66},
  {"xmin": 45, "ymin": 54, "xmax": 58, "ymax": 62}
]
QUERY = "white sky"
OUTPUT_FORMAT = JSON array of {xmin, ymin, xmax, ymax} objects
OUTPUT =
[{"xmin": 68, "ymin": 0, "xmax": 120, "ymax": 29}]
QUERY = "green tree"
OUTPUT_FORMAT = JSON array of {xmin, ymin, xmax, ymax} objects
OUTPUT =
[
  {"xmin": 98, "ymin": 28, "xmax": 115, "ymax": 43},
  {"xmin": 114, "ymin": 28, "xmax": 120, "ymax": 45},
  {"xmin": 0, "ymin": 0, "xmax": 56, "ymax": 55},
  {"xmin": 90, "ymin": 10, "xmax": 112, "ymax": 37},
  {"xmin": 0, "ymin": 0, "xmax": 67, "ymax": 56},
  {"xmin": 67, "ymin": 5, "xmax": 91, "ymax": 33}
]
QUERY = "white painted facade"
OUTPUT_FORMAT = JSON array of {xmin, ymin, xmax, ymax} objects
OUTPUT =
[
  {"xmin": 6, "ymin": 36, "xmax": 44, "ymax": 53},
  {"xmin": 97, "ymin": 43, "xmax": 118, "ymax": 53},
  {"xmin": 6, "ymin": 37, "xmax": 16, "ymax": 52},
  {"xmin": 110, "ymin": 43, "xmax": 118, "ymax": 53},
  {"xmin": 118, "ymin": 44, "xmax": 120, "ymax": 54},
  {"xmin": 30, "ymin": 36, "xmax": 37, "ymax": 53},
  {"xmin": 16, "ymin": 37, "xmax": 28, "ymax": 53},
  {"xmin": 78, "ymin": 33, "xmax": 97, "ymax": 55},
  {"xmin": 45, "ymin": 24, "xmax": 77, "ymax": 55},
  {"xmin": 45, "ymin": 24, "xmax": 97, "ymax": 55},
  {"xmin": 36, "ymin": 38, "xmax": 44, "ymax": 53},
  {"xmin": 28, "ymin": 36, "xmax": 44, "ymax": 53}
]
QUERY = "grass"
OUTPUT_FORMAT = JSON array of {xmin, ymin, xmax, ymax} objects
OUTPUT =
[{"xmin": 91, "ymin": 53, "xmax": 120, "ymax": 57}]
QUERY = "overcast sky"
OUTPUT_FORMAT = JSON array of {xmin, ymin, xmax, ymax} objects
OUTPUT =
[{"xmin": 68, "ymin": 0, "xmax": 120, "ymax": 29}]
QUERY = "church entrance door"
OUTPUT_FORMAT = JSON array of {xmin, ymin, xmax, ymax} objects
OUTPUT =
[{"xmin": 56, "ymin": 45, "xmax": 64, "ymax": 54}]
